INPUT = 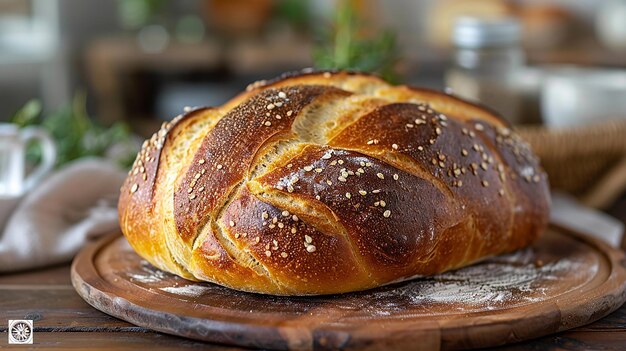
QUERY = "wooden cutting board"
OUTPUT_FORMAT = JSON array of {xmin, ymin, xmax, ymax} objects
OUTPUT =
[{"xmin": 71, "ymin": 225, "xmax": 626, "ymax": 350}]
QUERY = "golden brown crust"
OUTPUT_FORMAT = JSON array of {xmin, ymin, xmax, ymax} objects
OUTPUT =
[{"xmin": 118, "ymin": 70, "xmax": 550, "ymax": 295}]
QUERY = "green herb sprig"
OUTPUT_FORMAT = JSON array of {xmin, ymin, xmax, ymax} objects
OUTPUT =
[
  {"xmin": 10, "ymin": 93, "xmax": 136, "ymax": 169},
  {"xmin": 313, "ymin": 0, "xmax": 399, "ymax": 82}
]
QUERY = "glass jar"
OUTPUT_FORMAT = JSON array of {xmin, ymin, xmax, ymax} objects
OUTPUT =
[{"xmin": 445, "ymin": 17, "xmax": 525, "ymax": 124}]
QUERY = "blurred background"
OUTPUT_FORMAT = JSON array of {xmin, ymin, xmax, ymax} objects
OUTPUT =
[
  {"xmin": 2, "ymin": 0, "xmax": 624, "ymax": 131},
  {"xmin": 1, "ymin": 0, "xmax": 626, "ymax": 214}
]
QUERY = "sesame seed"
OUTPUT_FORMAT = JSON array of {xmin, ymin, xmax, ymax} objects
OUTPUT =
[
  {"xmin": 216, "ymin": 164, "xmax": 223, "ymax": 170},
  {"xmin": 475, "ymin": 123, "xmax": 484, "ymax": 131},
  {"xmin": 359, "ymin": 190, "xmax": 367, "ymax": 196},
  {"xmin": 326, "ymin": 180, "xmax": 333, "ymax": 186},
  {"xmin": 315, "ymin": 195, "xmax": 321, "ymax": 200},
  {"xmin": 338, "ymin": 176, "xmax": 347, "ymax": 182},
  {"xmin": 383, "ymin": 210, "xmax": 391, "ymax": 218},
  {"xmin": 435, "ymin": 127, "xmax": 442, "ymax": 135},
  {"xmin": 306, "ymin": 245, "xmax": 316, "ymax": 253},
  {"xmin": 393, "ymin": 174, "xmax": 399, "ymax": 180},
  {"xmin": 229, "ymin": 220, "xmax": 235, "ymax": 227},
  {"xmin": 315, "ymin": 168, "xmax": 323, "ymax": 173},
  {"xmin": 462, "ymin": 149, "xmax": 468, "ymax": 156},
  {"xmin": 265, "ymin": 250, "xmax": 272, "ymax": 257},
  {"xmin": 321, "ymin": 152, "xmax": 332, "ymax": 160},
  {"xmin": 278, "ymin": 91, "xmax": 287, "ymax": 98},
  {"xmin": 406, "ymin": 123, "xmax": 414, "ymax": 128},
  {"xmin": 345, "ymin": 192, "xmax": 352, "ymax": 199},
  {"xmin": 287, "ymin": 110, "xmax": 293, "ymax": 116},
  {"xmin": 278, "ymin": 222, "xmax": 284, "ymax": 229},
  {"xmin": 305, "ymin": 235, "xmax": 313, "ymax": 243},
  {"xmin": 275, "ymin": 102, "xmax": 283, "ymax": 107},
  {"xmin": 266, "ymin": 103, "xmax": 275, "ymax": 110},
  {"xmin": 415, "ymin": 119, "xmax": 426, "ymax": 125},
  {"xmin": 262, "ymin": 211, "xmax": 269, "ymax": 219},
  {"xmin": 256, "ymin": 236, "xmax": 260, "ymax": 243},
  {"xmin": 499, "ymin": 189, "xmax": 505, "ymax": 196},
  {"xmin": 198, "ymin": 159, "xmax": 205, "ymax": 164},
  {"xmin": 372, "ymin": 189, "xmax": 381, "ymax": 194},
  {"xmin": 292, "ymin": 215, "xmax": 298, "ymax": 221},
  {"xmin": 418, "ymin": 146, "xmax": 424, "ymax": 151},
  {"xmin": 287, "ymin": 185, "xmax": 294, "ymax": 193},
  {"xmin": 189, "ymin": 194, "xmax": 196, "ymax": 200},
  {"xmin": 264, "ymin": 121, "xmax": 272, "ymax": 126},
  {"xmin": 291, "ymin": 227, "xmax": 297, "ymax": 234},
  {"xmin": 482, "ymin": 180, "xmax": 489, "ymax": 187},
  {"xmin": 234, "ymin": 233, "xmax": 240, "ymax": 239},
  {"xmin": 304, "ymin": 165, "xmax": 313, "ymax": 172},
  {"xmin": 392, "ymin": 144, "xmax": 399, "ymax": 150},
  {"xmin": 275, "ymin": 115, "xmax": 282, "ymax": 119},
  {"xmin": 282, "ymin": 210, "xmax": 289, "ymax": 217},
  {"xmin": 281, "ymin": 252, "xmax": 288, "ymax": 258},
  {"xmin": 130, "ymin": 183, "xmax": 138, "ymax": 193},
  {"xmin": 380, "ymin": 200, "xmax": 386, "ymax": 207},
  {"xmin": 377, "ymin": 173, "xmax": 384, "ymax": 179}
]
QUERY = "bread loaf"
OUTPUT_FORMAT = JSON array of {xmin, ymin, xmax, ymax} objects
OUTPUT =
[{"xmin": 118, "ymin": 70, "xmax": 550, "ymax": 295}]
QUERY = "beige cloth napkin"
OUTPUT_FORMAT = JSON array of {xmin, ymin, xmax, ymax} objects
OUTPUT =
[{"xmin": 0, "ymin": 158, "xmax": 126, "ymax": 272}]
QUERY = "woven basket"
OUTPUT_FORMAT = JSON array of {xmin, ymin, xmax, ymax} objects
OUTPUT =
[{"xmin": 517, "ymin": 120, "xmax": 626, "ymax": 209}]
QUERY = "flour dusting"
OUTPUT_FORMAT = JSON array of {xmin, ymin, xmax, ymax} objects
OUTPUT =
[
  {"xmin": 360, "ymin": 247, "xmax": 597, "ymax": 314},
  {"xmin": 119, "ymin": 245, "xmax": 599, "ymax": 316},
  {"xmin": 160, "ymin": 285, "xmax": 212, "ymax": 297},
  {"xmin": 126, "ymin": 260, "xmax": 169, "ymax": 283}
]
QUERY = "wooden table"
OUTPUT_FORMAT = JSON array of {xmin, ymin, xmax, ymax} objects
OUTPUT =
[{"xmin": 0, "ymin": 263, "xmax": 625, "ymax": 350}]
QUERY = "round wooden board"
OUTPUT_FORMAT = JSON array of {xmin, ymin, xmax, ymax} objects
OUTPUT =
[{"xmin": 71, "ymin": 225, "xmax": 626, "ymax": 350}]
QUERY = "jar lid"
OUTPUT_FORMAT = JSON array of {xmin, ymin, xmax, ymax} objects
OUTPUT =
[{"xmin": 452, "ymin": 17, "xmax": 521, "ymax": 48}]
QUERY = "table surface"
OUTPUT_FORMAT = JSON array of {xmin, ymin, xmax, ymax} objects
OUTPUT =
[{"xmin": 0, "ymin": 263, "xmax": 625, "ymax": 350}]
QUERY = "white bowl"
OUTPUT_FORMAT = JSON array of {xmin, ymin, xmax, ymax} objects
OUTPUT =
[{"xmin": 541, "ymin": 67, "xmax": 626, "ymax": 128}]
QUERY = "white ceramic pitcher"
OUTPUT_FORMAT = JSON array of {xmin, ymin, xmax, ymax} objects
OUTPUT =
[{"xmin": 0, "ymin": 123, "xmax": 56, "ymax": 196}]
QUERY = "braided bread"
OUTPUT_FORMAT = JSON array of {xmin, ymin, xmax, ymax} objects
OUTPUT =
[{"xmin": 118, "ymin": 70, "xmax": 550, "ymax": 295}]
